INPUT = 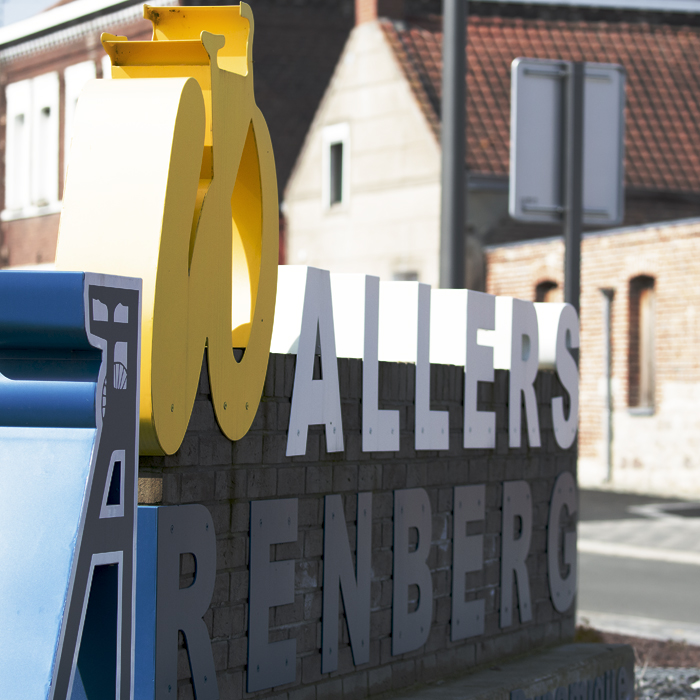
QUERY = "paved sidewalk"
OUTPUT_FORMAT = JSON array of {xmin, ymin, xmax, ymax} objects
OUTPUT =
[
  {"xmin": 578, "ymin": 490, "xmax": 700, "ymax": 643},
  {"xmin": 579, "ymin": 519, "xmax": 700, "ymax": 563},
  {"xmin": 577, "ymin": 610, "xmax": 700, "ymax": 646}
]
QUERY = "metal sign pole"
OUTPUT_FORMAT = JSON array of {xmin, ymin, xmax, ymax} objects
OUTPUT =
[
  {"xmin": 563, "ymin": 62, "xmax": 584, "ymax": 313},
  {"xmin": 439, "ymin": 0, "xmax": 466, "ymax": 289},
  {"xmin": 601, "ymin": 288, "xmax": 614, "ymax": 481}
]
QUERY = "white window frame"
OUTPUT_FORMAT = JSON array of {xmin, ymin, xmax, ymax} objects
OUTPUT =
[
  {"xmin": 321, "ymin": 122, "xmax": 350, "ymax": 210},
  {"xmin": 64, "ymin": 61, "xmax": 97, "ymax": 179},
  {"xmin": 4, "ymin": 79, "xmax": 32, "ymax": 212},
  {"xmin": 2, "ymin": 72, "xmax": 60, "ymax": 221},
  {"xmin": 30, "ymin": 72, "xmax": 60, "ymax": 209}
]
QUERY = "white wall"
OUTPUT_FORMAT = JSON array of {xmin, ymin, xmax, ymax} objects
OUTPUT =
[{"xmin": 284, "ymin": 21, "xmax": 442, "ymax": 286}]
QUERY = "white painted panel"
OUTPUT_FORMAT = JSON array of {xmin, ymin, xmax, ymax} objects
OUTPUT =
[
  {"xmin": 330, "ymin": 273, "xmax": 366, "ymax": 359},
  {"xmin": 270, "ymin": 265, "xmax": 309, "ymax": 354},
  {"xmin": 430, "ymin": 289, "xmax": 467, "ymax": 366},
  {"xmin": 378, "ymin": 281, "xmax": 420, "ymax": 363}
]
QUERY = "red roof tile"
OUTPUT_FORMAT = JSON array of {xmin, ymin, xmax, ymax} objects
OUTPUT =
[{"xmin": 382, "ymin": 15, "xmax": 700, "ymax": 193}]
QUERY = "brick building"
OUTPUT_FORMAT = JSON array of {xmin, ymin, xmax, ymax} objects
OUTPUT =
[
  {"xmin": 486, "ymin": 217, "xmax": 700, "ymax": 497},
  {"xmin": 0, "ymin": 0, "xmax": 354, "ymax": 267}
]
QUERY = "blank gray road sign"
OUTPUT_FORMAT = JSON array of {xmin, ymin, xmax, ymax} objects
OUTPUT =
[{"xmin": 509, "ymin": 58, "xmax": 625, "ymax": 225}]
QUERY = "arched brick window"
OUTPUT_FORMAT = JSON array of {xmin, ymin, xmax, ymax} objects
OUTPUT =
[
  {"xmin": 535, "ymin": 280, "xmax": 560, "ymax": 303},
  {"xmin": 628, "ymin": 275, "xmax": 655, "ymax": 409}
]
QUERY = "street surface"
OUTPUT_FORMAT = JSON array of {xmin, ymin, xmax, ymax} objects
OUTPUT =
[{"xmin": 577, "ymin": 489, "xmax": 700, "ymax": 643}]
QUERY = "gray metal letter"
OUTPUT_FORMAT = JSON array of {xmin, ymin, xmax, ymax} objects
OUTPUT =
[
  {"xmin": 393, "ymin": 488, "xmax": 433, "ymax": 655},
  {"xmin": 500, "ymin": 481, "xmax": 533, "ymax": 627},
  {"xmin": 592, "ymin": 676, "xmax": 605, "ymax": 700},
  {"xmin": 156, "ymin": 504, "xmax": 219, "ymax": 700},
  {"xmin": 570, "ymin": 681, "xmax": 586, "ymax": 700},
  {"xmin": 248, "ymin": 499, "xmax": 298, "ymax": 692},
  {"xmin": 322, "ymin": 493, "xmax": 372, "ymax": 672},
  {"xmin": 618, "ymin": 666, "xmax": 631, "ymax": 700},
  {"xmin": 604, "ymin": 669, "xmax": 615, "ymax": 700},
  {"xmin": 509, "ymin": 299, "xmax": 541, "ymax": 448},
  {"xmin": 452, "ymin": 485, "xmax": 485, "ymax": 641},
  {"xmin": 547, "ymin": 472, "xmax": 578, "ymax": 612}
]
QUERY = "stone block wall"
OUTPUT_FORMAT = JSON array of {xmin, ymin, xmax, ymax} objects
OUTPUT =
[{"xmin": 139, "ymin": 354, "xmax": 577, "ymax": 700}]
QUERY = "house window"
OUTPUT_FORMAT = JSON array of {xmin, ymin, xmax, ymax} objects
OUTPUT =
[
  {"xmin": 322, "ymin": 123, "xmax": 350, "ymax": 209},
  {"xmin": 64, "ymin": 61, "xmax": 97, "ymax": 176},
  {"xmin": 628, "ymin": 275, "xmax": 655, "ymax": 410},
  {"xmin": 330, "ymin": 142, "xmax": 343, "ymax": 205},
  {"xmin": 535, "ymin": 280, "xmax": 561, "ymax": 303},
  {"xmin": 3, "ymin": 72, "xmax": 60, "ymax": 219},
  {"xmin": 393, "ymin": 271, "xmax": 419, "ymax": 281}
]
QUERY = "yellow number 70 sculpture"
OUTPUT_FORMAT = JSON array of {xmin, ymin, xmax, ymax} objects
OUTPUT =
[{"xmin": 56, "ymin": 3, "xmax": 279, "ymax": 454}]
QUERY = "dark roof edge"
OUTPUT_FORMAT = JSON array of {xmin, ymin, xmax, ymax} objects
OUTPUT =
[{"xmin": 465, "ymin": 0, "xmax": 700, "ymax": 26}]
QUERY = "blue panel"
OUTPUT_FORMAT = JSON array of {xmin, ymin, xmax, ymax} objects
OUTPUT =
[
  {"xmin": 0, "ymin": 272, "xmax": 100, "ymax": 428},
  {"xmin": 0, "ymin": 272, "xmax": 92, "ymax": 350},
  {"xmin": 135, "ymin": 507, "xmax": 158, "ymax": 700},
  {"xmin": 71, "ymin": 670, "xmax": 89, "ymax": 700},
  {"xmin": 0, "ymin": 353, "xmax": 101, "ymax": 382},
  {"xmin": 0, "ymin": 426, "xmax": 96, "ymax": 700},
  {"xmin": 0, "ymin": 375, "xmax": 96, "ymax": 428}
]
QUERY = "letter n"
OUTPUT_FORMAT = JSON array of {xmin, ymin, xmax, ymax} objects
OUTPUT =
[{"xmin": 322, "ymin": 493, "xmax": 372, "ymax": 672}]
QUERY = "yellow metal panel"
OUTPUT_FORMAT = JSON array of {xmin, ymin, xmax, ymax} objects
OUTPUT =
[{"xmin": 56, "ymin": 3, "xmax": 279, "ymax": 455}]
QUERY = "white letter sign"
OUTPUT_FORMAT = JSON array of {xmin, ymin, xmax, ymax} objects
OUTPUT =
[
  {"xmin": 272, "ymin": 266, "xmax": 344, "ymax": 457},
  {"xmin": 330, "ymin": 274, "xmax": 400, "ymax": 452}
]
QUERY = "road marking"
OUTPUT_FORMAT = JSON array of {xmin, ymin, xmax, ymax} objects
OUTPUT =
[
  {"xmin": 577, "ymin": 610, "xmax": 700, "ymax": 645},
  {"xmin": 578, "ymin": 539, "xmax": 700, "ymax": 566}
]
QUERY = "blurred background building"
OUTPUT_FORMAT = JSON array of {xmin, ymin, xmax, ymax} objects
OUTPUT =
[
  {"xmin": 282, "ymin": 0, "xmax": 700, "ymax": 494},
  {"xmin": 3, "ymin": 0, "xmax": 700, "ymax": 494},
  {"xmin": 284, "ymin": 0, "xmax": 700, "ymax": 286}
]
